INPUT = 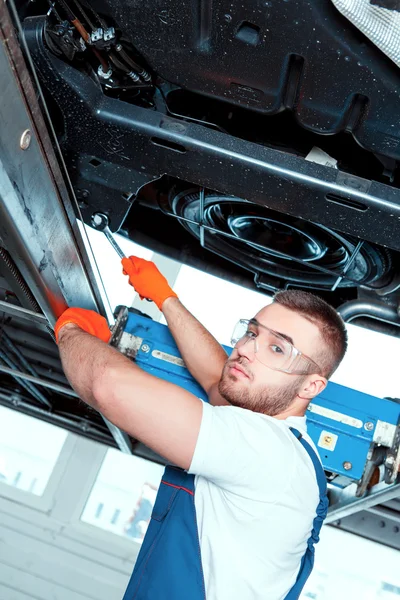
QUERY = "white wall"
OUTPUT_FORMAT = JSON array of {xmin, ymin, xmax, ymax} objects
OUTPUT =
[{"xmin": 0, "ymin": 433, "xmax": 140, "ymax": 600}]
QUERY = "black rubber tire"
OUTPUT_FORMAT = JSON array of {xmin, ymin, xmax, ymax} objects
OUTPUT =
[{"xmin": 167, "ymin": 188, "xmax": 392, "ymax": 291}]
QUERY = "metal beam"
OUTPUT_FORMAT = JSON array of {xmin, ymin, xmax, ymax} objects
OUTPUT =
[
  {"xmin": 0, "ymin": 364, "xmax": 78, "ymax": 397},
  {"xmin": 0, "ymin": 300, "xmax": 48, "ymax": 326},
  {"xmin": 326, "ymin": 481, "xmax": 400, "ymax": 524},
  {"xmin": 0, "ymin": 3, "xmax": 111, "ymax": 326},
  {"xmin": 331, "ymin": 507, "xmax": 400, "ymax": 551},
  {"xmin": 0, "ymin": 362, "xmax": 132, "ymax": 453}
]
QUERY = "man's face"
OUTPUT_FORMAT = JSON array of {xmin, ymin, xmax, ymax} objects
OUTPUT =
[{"xmin": 218, "ymin": 303, "xmax": 324, "ymax": 417}]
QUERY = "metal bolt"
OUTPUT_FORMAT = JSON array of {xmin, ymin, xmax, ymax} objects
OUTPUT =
[
  {"xmin": 141, "ymin": 344, "xmax": 150, "ymax": 353},
  {"xmin": 20, "ymin": 129, "xmax": 31, "ymax": 150},
  {"xmin": 91, "ymin": 213, "xmax": 104, "ymax": 228},
  {"xmin": 343, "ymin": 461, "xmax": 352, "ymax": 471},
  {"xmin": 11, "ymin": 394, "xmax": 21, "ymax": 406},
  {"xmin": 97, "ymin": 65, "xmax": 113, "ymax": 80},
  {"xmin": 91, "ymin": 212, "xmax": 110, "ymax": 230},
  {"xmin": 364, "ymin": 422, "xmax": 374, "ymax": 431}
]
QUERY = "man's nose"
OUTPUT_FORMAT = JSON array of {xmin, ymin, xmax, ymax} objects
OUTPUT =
[{"xmin": 236, "ymin": 337, "xmax": 257, "ymax": 362}]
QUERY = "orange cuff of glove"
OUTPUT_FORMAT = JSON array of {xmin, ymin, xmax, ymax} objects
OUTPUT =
[
  {"xmin": 121, "ymin": 256, "xmax": 178, "ymax": 310},
  {"xmin": 54, "ymin": 307, "xmax": 111, "ymax": 344}
]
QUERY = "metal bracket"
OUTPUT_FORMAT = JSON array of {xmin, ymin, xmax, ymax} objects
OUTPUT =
[
  {"xmin": 356, "ymin": 444, "xmax": 386, "ymax": 497},
  {"xmin": 326, "ymin": 479, "xmax": 400, "ymax": 524},
  {"xmin": 384, "ymin": 420, "xmax": 400, "ymax": 485}
]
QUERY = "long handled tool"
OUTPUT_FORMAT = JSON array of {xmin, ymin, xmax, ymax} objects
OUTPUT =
[
  {"xmin": 91, "ymin": 212, "xmax": 152, "ymax": 302},
  {"xmin": 91, "ymin": 212, "xmax": 126, "ymax": 259}
]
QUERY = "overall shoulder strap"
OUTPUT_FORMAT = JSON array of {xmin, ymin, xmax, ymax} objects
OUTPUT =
[
  {"xmin": 284, "ymin": 427, "xmax": 329, "ymax": 599},
  {"xmin": 289, "ymin": 427, "xmax": 327, "ymax": 497}
]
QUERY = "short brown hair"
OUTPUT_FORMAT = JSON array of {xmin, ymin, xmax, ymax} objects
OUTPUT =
[{"xmin": 273, "ymin": 289, "xmax": 348, "ymax": 378}]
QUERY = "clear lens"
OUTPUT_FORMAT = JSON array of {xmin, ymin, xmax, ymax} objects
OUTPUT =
[
  {"xmin": 231, "ymin": 319, "xmax": 316, "ymax": 374},
  {"xmin": 231, "ymin": 320, "xmax": 250, "ymax": 346}
]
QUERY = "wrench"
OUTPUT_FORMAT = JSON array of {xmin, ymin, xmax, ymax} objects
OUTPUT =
[{"xmin": 91, "ymin": 212, "xmax": 152, "ymax": 302}]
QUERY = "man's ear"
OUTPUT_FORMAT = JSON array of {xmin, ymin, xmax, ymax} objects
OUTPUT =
[{"xmin": 301, "ymin": 375, "xmax": 327, "ymax": 400}]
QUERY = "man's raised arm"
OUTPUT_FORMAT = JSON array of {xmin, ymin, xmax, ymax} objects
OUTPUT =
[{"xmin": 122, "ymin": 256, "xmax": 229, "ymax": 405}]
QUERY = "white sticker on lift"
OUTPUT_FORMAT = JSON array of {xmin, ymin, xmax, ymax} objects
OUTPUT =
[
  {"xmin": 307, "ymin": 403, "xmax": 363, "ymax": 429},
  {"xmin": 318, "ymin": 431, "xmax": 338, "ymax": 452},
  {"xmin": 152, "ymin": 349, "xmax": 185, "ymax": 367}
]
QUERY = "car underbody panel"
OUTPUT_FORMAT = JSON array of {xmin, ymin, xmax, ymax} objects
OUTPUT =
[{"xmin": 16, "ymin": 1, "xmax": 400, "ymax": 318}]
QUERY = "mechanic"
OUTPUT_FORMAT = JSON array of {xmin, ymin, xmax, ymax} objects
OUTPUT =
[{"xmin": 54, "ymin": 256, "xmax": 348, "ymax": 600}]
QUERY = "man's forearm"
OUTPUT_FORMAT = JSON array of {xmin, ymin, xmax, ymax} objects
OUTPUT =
[
  {"xmin": 56, "ymin": 319, "xmax": 204, "ymax": 469},
  {"xmin": 57, "ymin": 323, "xmax": 130, "ymax": 408},
  {"xmin": 162, "ymin": 297, "xmax": 228, "ymax": 399}
]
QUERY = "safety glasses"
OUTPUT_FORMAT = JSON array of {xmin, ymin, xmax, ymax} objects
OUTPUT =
[{"xmin": 231, "ymin": 319, "xmax": 321, "ymax": 375}]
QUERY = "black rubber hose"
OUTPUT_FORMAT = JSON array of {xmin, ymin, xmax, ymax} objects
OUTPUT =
[
  {"xmin": 109, "ymin": 52, "xmax": 131, "ymax": 74},
  {"xmin": 55, "ymin": 0, "xmax": 76, "ymax": 22},
  {"xmin": 72, "ymin": 0, "xmax": 96, "ymax": 31},
  {"xmin": 76, "ymin": 0, "xmax": 108, "ymax": 28},
  {"xmin": 115, "ymin": 45, "xmax": 151, "ymax": 82}
]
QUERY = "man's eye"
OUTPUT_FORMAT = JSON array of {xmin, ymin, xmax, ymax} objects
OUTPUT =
[
  {"xmin": 271, "ymin": 344, "xmax": 284, "ymax": 354},
  {"xmin": 245, "ymin": 330, "xmax": 257, "ymax": 338}
]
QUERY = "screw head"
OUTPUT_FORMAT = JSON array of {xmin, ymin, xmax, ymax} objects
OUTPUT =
[
  {"xmin": 20, "ymin": 129, "xmax": 32, "ymax": 150},
  {"xmin": 141, "ymin": 344, "xmax": 150, "ymax": 353},
  {"xmin": 343, "ymin": 461, "xmax": 352, "ymax": 471},
  {"xmin": 92, "ymin": 214, "xmax": 103, "ymax": 227},
  {"xmin": 91, "ymin": 212, "xmax": 108, "ymax": 230},
  {"xmin": 364, "ymin": 422, "xmax": 374, "ymax": 431}
]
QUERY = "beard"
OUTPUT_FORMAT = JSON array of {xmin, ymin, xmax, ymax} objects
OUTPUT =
[{"xmin": 218, "ymin": 358, "xmax": 305, "ymax": 417}]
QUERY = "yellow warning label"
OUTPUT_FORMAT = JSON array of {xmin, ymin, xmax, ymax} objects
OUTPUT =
[{"xmin": 318, "ymin": 430, "xmax": 338, "ymax": 452}]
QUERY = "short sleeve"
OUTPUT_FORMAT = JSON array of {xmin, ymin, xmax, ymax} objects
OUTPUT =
[{"xmin": 188, "ymin": 402, "xmax": 296, "ymax": 499}]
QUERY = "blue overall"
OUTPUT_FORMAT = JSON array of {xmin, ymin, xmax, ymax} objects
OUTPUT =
[{"xmin": 123, "ymin": 427, "xmax": 328, "ymax": 600}]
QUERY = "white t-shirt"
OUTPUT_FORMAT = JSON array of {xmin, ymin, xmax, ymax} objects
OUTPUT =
[{"xmin": 188, "ymin": 402, "xmax": 321, "ymax": 600}]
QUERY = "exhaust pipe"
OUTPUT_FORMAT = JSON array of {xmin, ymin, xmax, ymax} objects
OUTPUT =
[{"xmin": 338, "ymin": 300, "xmax": 400, "ymax": 327}]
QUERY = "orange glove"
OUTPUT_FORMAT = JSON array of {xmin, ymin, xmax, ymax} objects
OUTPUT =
[
  {"xmin": 54, "ymin": 307, "xmax": 111, "ymax": 344},
  {"xmin": 121, "ymin": 256, "xmax": 178, "ymax": 310}
]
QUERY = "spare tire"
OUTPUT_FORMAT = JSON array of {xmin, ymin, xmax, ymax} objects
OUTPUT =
[{"xmin": 166, "ymin": 188, "xmax": 392, "ymax": 291}]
